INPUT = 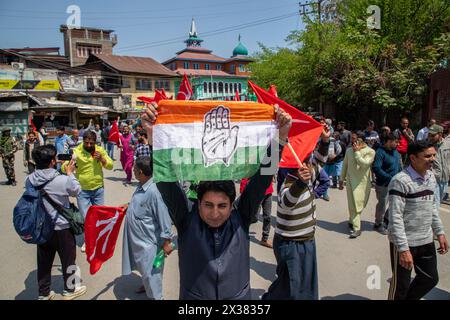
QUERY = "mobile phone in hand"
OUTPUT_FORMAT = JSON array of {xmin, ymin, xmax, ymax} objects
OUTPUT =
[{"xmin": 57, "ymin": 154, "xmax": 72, "ymax": 161}]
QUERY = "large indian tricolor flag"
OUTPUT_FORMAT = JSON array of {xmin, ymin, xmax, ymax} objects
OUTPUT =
[{"xmin": 153, "ymin": 100, "xmax": 276, "ymax": 182}]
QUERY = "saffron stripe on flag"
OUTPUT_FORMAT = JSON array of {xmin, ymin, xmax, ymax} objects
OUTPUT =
[{"xmin": 155, "ymin": 100, "xmax": 274, "ymax": 124}]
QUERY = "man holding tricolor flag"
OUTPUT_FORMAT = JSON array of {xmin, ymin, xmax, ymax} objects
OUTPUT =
[{"xmin": 142, "ymin": 100, "xmax": 292, "ymax": 299}]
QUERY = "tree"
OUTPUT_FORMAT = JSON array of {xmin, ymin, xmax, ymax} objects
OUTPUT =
[{"xmin": 249, "ymin": 0, "xmax": 450, "ymax": 123}]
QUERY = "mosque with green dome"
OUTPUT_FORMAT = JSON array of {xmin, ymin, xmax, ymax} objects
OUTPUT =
[{"xmin": 162, "ymin": 19, "xmax": 255, "ymax": 100}]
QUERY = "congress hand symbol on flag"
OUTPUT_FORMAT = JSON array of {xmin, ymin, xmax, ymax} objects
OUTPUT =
[{"xmin": 201, "ymin": 106, "xmax": 239, "ymax": 167}]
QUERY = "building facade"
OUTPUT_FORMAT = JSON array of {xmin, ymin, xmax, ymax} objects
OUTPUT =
[
  {"xmin": 60, "ymin": 25, "xmax": 117, "ymax": 67},
  {"xmin": 83, "ymin": 53, "xmax": 178, "ymax": 110},
  {"xmin": 162, "ymin": 19, "xmax": 253, "ymax": 100}
]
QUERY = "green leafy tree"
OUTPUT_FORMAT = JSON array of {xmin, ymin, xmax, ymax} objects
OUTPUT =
[{"xmin": 249, "ymin": 0, "xmax": 450, "ymax": 121}]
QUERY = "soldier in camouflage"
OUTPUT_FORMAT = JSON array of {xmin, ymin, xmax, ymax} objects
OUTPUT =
[{"xmin": 0, "ymin": 127, "xmax": 19, "ymax": 186}]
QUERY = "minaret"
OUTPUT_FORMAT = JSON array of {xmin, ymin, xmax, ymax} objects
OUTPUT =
[{"xmin": 184, "ymin": 18, "xmax": 203, "ymax": 47}]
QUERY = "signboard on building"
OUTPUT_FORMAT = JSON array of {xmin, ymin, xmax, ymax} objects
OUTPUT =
[
  {"xmin": 0, "ymin": 68, "xmax": 60, "ymax": 91},
  {"xmin": 0, "ymin": 111, "xmax": 29, "ymax": 135},
  {"xmin": 59, "ymin": 74, "xmax": 87, "ymax": 91}
]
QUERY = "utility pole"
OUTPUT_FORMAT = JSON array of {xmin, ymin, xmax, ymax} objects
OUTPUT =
[
  {"xmin": 298, "ymin": 0, "xmax": 338, "ymax": 24},
  {"xmin": 299, "ymin": 0, "xmax": 324, "ymax": 25},
  {"xmin": 298, "ymin": 0, "xmax": 338, "ymax": 115}
]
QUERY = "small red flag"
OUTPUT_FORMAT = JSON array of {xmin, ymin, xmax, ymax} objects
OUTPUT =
[
  {"xmin": 248, "ymin": 81, "xmax": 323, "ymax": 167},
  {"xmin": 108, "ymin": 120, "xmax": 120, "ymax": 145},
  {"xmin": 234, "ymin": 90, "xmax": 240, "ymax": 101},
  {"xmin": 160, "ymin": 88, "xmax": 169, "ymax": 100},
  {"xmin": 137, "ymin": 96, "xmax": 155, "ymax": 104},
  {"xmin": 177, "ymin": 74, "xmax": 193, "ymax": 100},
  {"xmin": 268, "ymin": 84, "xmax": 278, "ymax": 97},
  {"xmin": 28, "ymin": 115, "xmax": 37, "ymax": 132},
  {"xmin": 85, "ymin": 206, "xmax": 126, "ymax": 275},
  {"xmin": 154, "ymin": 90, "xmax": 167, "ymax": 103}
]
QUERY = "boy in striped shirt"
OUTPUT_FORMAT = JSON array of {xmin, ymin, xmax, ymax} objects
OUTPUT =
[{"xmin": 263, "ymin": 159, "xmax": 320, "ymax": 300}]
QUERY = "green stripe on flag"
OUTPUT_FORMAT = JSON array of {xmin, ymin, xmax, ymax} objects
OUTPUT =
[{"xmin": 153, "ymin": 146, "xmax": 268, "ymax": 182}]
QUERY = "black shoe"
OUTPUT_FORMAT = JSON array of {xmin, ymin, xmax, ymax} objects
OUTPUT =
[
  {"xmin": 5, "ymin": 180, "xmax": 12, "ymax": 185},
  {"xmin": 349, "ymin": 230, "xmax": 361, "ymax": 238},
  {"xmin": 11, "ymin": 180, "xmax": 16, "ymax": 186},
  {"xmin": 374, "ymin": 224, "xmax": 387, "ymax": 235}
]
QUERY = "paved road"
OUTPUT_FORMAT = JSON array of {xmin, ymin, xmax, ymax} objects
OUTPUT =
[{"xmin": 1, "ymin": 153, "xmax": 449, "ymax": 300}]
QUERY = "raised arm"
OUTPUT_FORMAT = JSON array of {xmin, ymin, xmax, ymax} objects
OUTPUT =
[
  {"xmin": 237, "ymin": 106, "xmax": 292, "ymax": 229},
  {"xmin": 156, "ymin": 182, "xmax": 190, "ymax": 231},
  {"xmin": 354, "ymin": 148, "xmax": 375, "ymax": 168}
]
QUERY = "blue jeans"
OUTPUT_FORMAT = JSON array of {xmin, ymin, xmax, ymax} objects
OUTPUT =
[
  {"xmin": 107, "ymin": 142, "xmax": 115, "ymax": 160},
  {"xmin": 77, "ymin": 188, "xmax": 105, "ymax": 218},
  {"xmin": 263, "ymin": 236, "xmax": 318, "ymax": 300}
]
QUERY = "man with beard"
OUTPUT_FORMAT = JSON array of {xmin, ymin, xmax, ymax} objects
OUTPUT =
[
  {"xmin": 134, "ymin": 131, "xmax": 152, "ymax": 160},
  {"xmin": 62, "ymin": 130, "xmax": 113, "ymax": 252}
]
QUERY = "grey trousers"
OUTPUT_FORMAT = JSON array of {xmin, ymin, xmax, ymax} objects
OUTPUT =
[{"xmin": 375, "ymin": 185, "xmax": 389, "ymax": 225}]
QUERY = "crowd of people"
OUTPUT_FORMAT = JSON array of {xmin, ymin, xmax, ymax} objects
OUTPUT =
[{"xmin": 1, "ymin": 109, "xmax": 449, "ymax": 301}]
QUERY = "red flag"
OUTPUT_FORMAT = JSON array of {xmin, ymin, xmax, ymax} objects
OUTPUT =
[
  {"xmin": 177, "ymin": 74, "xmax": 193, "ymax": 100},
  {"xmin": 85, "ymin": 206, "xmax": 126, "ymax": 275},
  {"xmin": 268, "ymin": 84, "xmax": 278, "ymax": 97},
  {"xmin": 234, "ymin": 91, "xmax": 240, "ymax": 101},
  {"xmin": 248, "ymin": 81, "xmax": 323, "ymax": 167},
  {"xmin": 138, "ymin": 89, "xmax": 167, "ymax": 105},
  {"xmin": 154, "ymin": 90, "xmax": 167, "ymax": 103},
  {"xmin": 137, "ymin": 96, "xmax": 155, "ymax": 104},
  {"xmin": 108, "ymin": 120, "xmax": 120, "ymax": 145},
  {"xmin": 160, "ymin": 88, "xmax": 169, "ymax": 99},
  {"xmin": 29, "ymin": 116, "xmax": 37, "ymax": 132}
]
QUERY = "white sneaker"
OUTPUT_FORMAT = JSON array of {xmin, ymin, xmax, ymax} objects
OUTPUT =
[
  {"xmin": 38, "ymin": 290, "xmax": 56, "ymax": 300},
  {"xmin": 81, "ymin": 243, "xmax": 86, "ymax": 253},
  {"xmin": 62, "ymin": 285, "xmax": 87, "ymax": 300}
]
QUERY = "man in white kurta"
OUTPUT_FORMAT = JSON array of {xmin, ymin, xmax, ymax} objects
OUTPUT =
[{"xmin": 122, "ymin": 156, "xmax": 174, "ymax": 299}]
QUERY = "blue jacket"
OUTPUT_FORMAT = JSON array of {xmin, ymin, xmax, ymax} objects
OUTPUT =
[{"xmin": 372, "ymin": 146, "xmax": 402, "ymax": 187}]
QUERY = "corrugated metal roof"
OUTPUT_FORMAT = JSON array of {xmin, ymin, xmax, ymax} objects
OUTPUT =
[
  {"xmin": 174, "ymin": 51, "xmax": 227, "ymax": 62},
  {"xmin": 92, "ymin": 53, "xmax": 177, "ymax": 76}
]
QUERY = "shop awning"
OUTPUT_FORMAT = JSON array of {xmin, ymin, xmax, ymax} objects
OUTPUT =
[{"xmin": 33, "ymin": 98, "xmax": 111, "ymax": 115}]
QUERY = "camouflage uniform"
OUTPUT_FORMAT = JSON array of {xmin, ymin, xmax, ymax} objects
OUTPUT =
[{"xmin": 0, "ymin": 128, "xmax": 18, "ymax": 184}]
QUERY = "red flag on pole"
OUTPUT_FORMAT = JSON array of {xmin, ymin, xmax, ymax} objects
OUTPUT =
[
  {"xmin": 154, "ymin": 90, "xmax": 167, "ymax": 103},
  {"xmin": 29, "ymin": 116, "xmax": 37, "ymax": 132},
  {"xmin": 268, "ymin": 84, "xmax": 278, "ymax": 97},
  {"xmin": 177, "ymin": 74, "xmax": 193, "ymax": 100},
  {"xmin": 248, "ymin": 81, "xmax": 323, "ymax": 167},
  {"xmin": 160, "ymin": 88, "xmax": 169, "ymax": 100},
  {"xmin": 108, "ymin": 120, "xmax": 120, "ymax": 145},
  {"xmin": 85, "ymin": 205, "xmax": 126, "ymax": 275},
  {"xmin": 234, "ymin": 90, "xmax": 240, "ymax": 101},
  {"xmin": 137, "ymin": 96, "xmax": 154, "ymax": 104}
]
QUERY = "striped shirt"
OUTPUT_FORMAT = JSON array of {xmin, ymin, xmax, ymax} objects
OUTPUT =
[
  {"xmin": 387, "ymin": 166, "xmax": 445, "ymax": 252},
  {"xmin": 275, "ymin": 169, "xmax": 318, "ymax": 241}
]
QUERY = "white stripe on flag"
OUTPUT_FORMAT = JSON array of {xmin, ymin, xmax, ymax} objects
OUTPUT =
[{"xmin": 153, "ymin": 121, "xmax": 276, "ymax": 151}]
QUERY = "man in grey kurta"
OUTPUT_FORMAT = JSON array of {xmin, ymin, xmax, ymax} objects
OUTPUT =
[{"xmin": 122, "ymin": 156, "xmax": 174, "ymax": 300}]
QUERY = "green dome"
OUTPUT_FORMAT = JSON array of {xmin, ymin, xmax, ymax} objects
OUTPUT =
[{"xmin": 233, "ymin": 42, "xmax": 248, "ymax": 56}]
